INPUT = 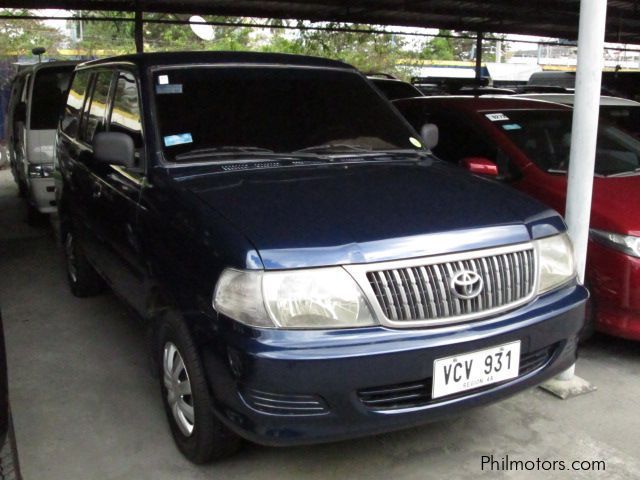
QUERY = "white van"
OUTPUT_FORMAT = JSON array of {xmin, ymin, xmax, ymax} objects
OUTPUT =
[{"xmin": 7, "ymin": 61, "xmax": 76, "ymax": 223}]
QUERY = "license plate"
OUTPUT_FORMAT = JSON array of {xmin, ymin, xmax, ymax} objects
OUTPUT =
[{"xmin": 432, "ymin": 341, "xmax": 521, "ymax": 399}]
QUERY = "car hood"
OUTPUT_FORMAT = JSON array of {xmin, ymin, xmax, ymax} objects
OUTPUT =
[{"xmin": 170, "ymin": 160, "xmax": 564, "ymax": 269}]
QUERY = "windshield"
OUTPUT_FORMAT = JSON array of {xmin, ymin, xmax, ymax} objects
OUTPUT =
[
  {"xmin": 488, "ymin": 109, "xmax": 640, "ymax": 176},
  {"xmin": 153, "ymin": 66, "xmax": 422, "ymax": 161},
  {"xmin": 31, "ymin": 67, "xmax": 73, "ymax": 130}
]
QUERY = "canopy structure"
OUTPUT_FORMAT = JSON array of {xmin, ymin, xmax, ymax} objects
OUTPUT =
[
  {"xmin": 5, "ymin": 0, "xmax": 640, "ymax": 45},
  {"xmin": 2, "ymin": 1, "xmax": 613, "ymax": 387}
]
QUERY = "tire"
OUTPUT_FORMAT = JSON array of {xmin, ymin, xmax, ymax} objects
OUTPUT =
[
  {"xmin": 62, "ymin": 228, "xmax": 105, "ymax": 297},
  {"xmin": 17, "ymin": 179, "xmax": 27, "ymax": 198},
  {"xmin": 157, "ymin": 313, "xmax": 241, "ymax": 464},
  {"xmin": 26, "ymin": 203, "xmax": 44, "ymax": 226}
]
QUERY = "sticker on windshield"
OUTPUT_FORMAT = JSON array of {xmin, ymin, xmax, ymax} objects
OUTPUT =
[
  {"xmin": 158, "ymin": 74, "xmax": 169, "ymax": 85},
  {"xmin": 164, "ymin": 133, "xmax": 193, "ymax": 147},
  {"xmin": 156, "ymin": 84, "xmax": 183, "ymax": 94},
  {"xmin": 409, "ymin": 137, "xmax": 422, "ymax": 148},
  {"xmin": 485, "ymin": 113, "xmax": 510, "ymax": 122},
  {"xmin": 502, "ymin": 123, "xmax": 522, "ymax": 131}
]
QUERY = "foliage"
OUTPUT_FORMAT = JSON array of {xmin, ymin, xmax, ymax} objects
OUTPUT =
[
  {"xmin": 0, "ymin": 9, "xmax": 65, "ymax": 57},
  {"xmin": 268, "ymin": 22, "xmax": 408, "ymax": 74},
  {"xmin": 74, "ymin": 11, "xmax": 135, "ymax": 55},
  {"xmin": 139, "ymin": 14, "xmax": 253, "ymax": 52},
  {"xmin": 0, "ymin": 11, "xmax": 510, "ymax": 75},
  {"xmin": 420, "ymin": 30, "xmax": 456, "ymax": 60}
]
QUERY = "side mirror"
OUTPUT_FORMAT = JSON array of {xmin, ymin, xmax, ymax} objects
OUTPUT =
[
  {"xmin": 420, "ymin": 123, "xmax": 439, "ymax": 150},
  {"xmin": 93, "ymin": 132, "xmax": 135, "ymax": 168},
  {"xmin": 462, "ymin": 157, "xmax": 499, "ymax": 176},
  {"xmin": 14, "ymin": 102, "xmax": 26, "ymax": 124}
]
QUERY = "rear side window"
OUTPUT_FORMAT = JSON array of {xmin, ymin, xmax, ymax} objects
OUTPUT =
[
  {"xmin": 61, "ymin": 70, "xmax": 91, "ymax": 137},
  {"xmin": 109, "ymin": 71, "xmax": 143, "ymax": 149},
  {"xmin": 81, "ymin": 70, "xmax": 112, "ymax": 144},
  {"xmin": 31, "ymin": 67, "xmax": 73, "ymax": 130}
]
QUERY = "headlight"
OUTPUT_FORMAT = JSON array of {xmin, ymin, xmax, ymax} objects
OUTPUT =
[
  {"xmin": 590, "ymin": 229, "xmax": 640, "ymax": 258},
  {"xmin": 213, "ymin": 267, "xmax": 377, "ymax": 329},
  {"xmin": 28, "ymin": 163, "xmax": 54, "ymax": 178},
  {"xmin": 534, "ymin": 233, "xmax": 576, "ymax": 293}
]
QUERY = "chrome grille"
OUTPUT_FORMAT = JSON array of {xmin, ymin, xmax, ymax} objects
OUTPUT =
[{"xmin": 364, "ymin": 245, "xmax": 536, "ymax": 326}]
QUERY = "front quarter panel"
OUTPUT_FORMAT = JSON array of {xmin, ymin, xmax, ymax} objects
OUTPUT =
[{"xmin": 137, "ymin": 167, "xmax": 263, "ymax": 320}]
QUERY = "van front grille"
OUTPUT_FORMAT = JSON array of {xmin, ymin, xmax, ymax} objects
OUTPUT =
[{"xmin": 365, "ymin": 246, "xmax": 536, "ymax": 325}]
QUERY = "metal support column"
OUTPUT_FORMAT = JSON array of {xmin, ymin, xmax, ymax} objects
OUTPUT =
[
  {"xmin": 475, "ymin": 32, "xmax": 483, "ymax": 84},
  {"xmin": 540, "ymin": 0, "xmax": 605, "ymax": 399},
  {"xmin": 562, "ymin": 0, "xmax": 608, "ymax": 378},
  {"xmin": 134, "ymin": 9, "xmax": 143, "ymax": 53}
]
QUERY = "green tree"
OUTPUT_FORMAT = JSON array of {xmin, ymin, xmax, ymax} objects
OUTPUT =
[
  {"xmin": 0, "ymin": 9, "xmax": 65, "ymax": 57},
  {"xmin": 260, "ymin": 21, "xmax": 408, "ymax": 76},
  {"xmin": 73, "ymin": 11, "xmax": 135, "ymax": 55},
  {"xmin": 143, "ymin": 14, "xmax": 253, "ymax": 52},
  {"xmin": 420, "ymin": 30, "xmax": 456, "ymax": 60}
]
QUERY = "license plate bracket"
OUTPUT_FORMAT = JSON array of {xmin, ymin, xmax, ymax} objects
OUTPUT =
[{"xmin": 432, "ymin": 341, "xmax": 521, "ymax": 400}]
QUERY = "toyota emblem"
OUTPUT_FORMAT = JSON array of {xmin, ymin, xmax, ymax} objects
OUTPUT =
[{"xmin": 450, "ymin": 269, "xmax": 484, "ymax": 300}]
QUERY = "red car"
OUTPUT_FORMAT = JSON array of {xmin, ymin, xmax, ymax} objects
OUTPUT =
[{"xmin": 395, "ymin": 96, "xmax": 640, "ymax": 340}]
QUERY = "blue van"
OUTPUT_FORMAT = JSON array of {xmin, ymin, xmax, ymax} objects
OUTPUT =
[{"xmin": 55, "ymin": 52, "xmax": 588, "ymax": 463}]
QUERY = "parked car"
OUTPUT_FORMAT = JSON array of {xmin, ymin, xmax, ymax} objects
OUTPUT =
[
  {"xmin": 394, "ymin": 95, "xmax": 640, "ymax": 340},
  {"xmin": 5, "ymin": 68, "xmax": 31, "ymax": 195},
  {"xmin": 56, "ymin": 52, "xmax": 586, "ymax": 464},
  {"xmin": 6, "ymin": 61, "xmax": 76, "ymax": 224},
  {"xmin": 515, "ymin": 93, "xmax": 640, "ymax": 138},
  {"xmin": 366, "ymin": 73, "xmax": 424, "ymax": 100},
  {"xmin": 528, "ymin": 71, "xmax": 576, "ymax": 90},
  {"xmin": 527, "ymin": 70, "xmax": 640, "ymax": 100}
]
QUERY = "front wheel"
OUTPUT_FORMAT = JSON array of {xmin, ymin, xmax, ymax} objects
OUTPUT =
[
  {"xmin": 17, "ymin": 178, "xmax": 27, "ymax": 198},
  {"xmin": 157, "ymin": 313, "xmax": 241, "ymax": 464},
  {"xmin": 26, "ymin": 203, "xmax": 44, "ymax": 226}
]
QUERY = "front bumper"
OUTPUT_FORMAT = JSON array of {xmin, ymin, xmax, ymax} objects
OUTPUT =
[
  {"xmin": 587, "ymin": 241, "xmax": 640, "ymax": 340},
  {"xmin": 199, "ymin": 283, "xmax": 587, "ymax": 446},
  {"xmin": 27, "ymin": 176, "xmax": 56, "ymax": 213}
]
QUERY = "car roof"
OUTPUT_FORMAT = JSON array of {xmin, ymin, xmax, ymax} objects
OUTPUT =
[
  {"xmin": 78, "ymin": 51, "xmax": 354, "ymax": 71},
  {"xmin": 515, "ymin": 93, "xmax": 640, "ymax": 107},
  {"xmin": 369, "ymin": 77, "xmax": 405, "ymax": 83},
  {"xmin": 29, "ymin": 60, "xmax": 80, "ymax": 73},
  {"xmin": 394, "ymin": 95, "xmax": 572, "ymax": 112}
]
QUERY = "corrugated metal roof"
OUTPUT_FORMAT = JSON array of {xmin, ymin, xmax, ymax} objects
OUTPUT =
[{"xmin": 7, "ymin": 0, "xmax": 639, "ymax": 45}]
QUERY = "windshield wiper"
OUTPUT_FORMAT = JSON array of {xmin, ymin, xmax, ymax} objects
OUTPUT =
[
  {"xmin": 605, "ymin": 167, "xmax": 640, "ymax": 178},
  {"xmin": 293, "ymin": 144, "xmax": 374, "ymax": 154},
  {"xmin": 175, "ymin": 146, "xmax": 276, "ymax": 160}
]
